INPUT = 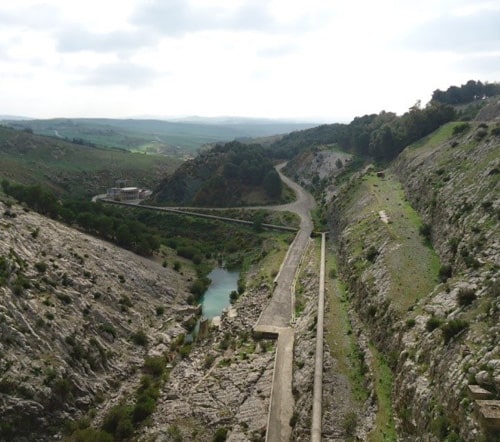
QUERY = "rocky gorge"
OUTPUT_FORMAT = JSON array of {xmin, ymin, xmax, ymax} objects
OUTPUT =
[{"xmin": 324, "ymin": 119, "xmax": 499, "ymax": 440}]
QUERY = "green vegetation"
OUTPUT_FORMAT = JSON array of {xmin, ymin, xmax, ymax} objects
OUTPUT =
[
  {"xmin": 5, "ymin": 117, "xmax": 314, "ymax": 155},
  {"xmin": 426, "ymin": 316, "xmax": 443, "ymax": 332},
  {"xmin": 269, "ymin": 101, "xmax": 455, "ymax": 161},
  {"xmin": 1, "ymin": 182, "xmax": 275, "ymax": 292},
  {"xmin": 441, "ymin": 319, "xmax": 469, "ymax": 343},
  {"xmin": 431, "ymin": 80, "xmax": 500, "ymax": 106},
  {"xmin": 0, "ymin": 125, "xmax": 178, "ymax": 197},
  {"xmin": 213, "ymin": 427, "xmax": 228, "ymax": 442},
  {"xmin": 457, "ymin": 287, "xmax": 476, "ymax": 307},
  {"xmin": 367, "ymin": 345, "xmax": 397, "ymax": 442},
  {"xmin": 339, "ymin": 172, "xmax": 441, "ymax": 313},
  {"xmin": 325, "ymin": 252, "xmax": 368, "ymax": 405},
  {"xmin": 153, "ymin": 141, "xmax": 286, "ymax": 206}
]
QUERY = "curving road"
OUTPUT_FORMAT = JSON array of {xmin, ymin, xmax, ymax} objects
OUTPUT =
[{"xmin": 254, "ymin": 165, "xmax": 316, "ymax": 442}]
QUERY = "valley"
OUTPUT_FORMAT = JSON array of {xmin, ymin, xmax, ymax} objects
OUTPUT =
[{"xmin": 0, "ymin": 85, "xmax": 499, "ymax": 442}]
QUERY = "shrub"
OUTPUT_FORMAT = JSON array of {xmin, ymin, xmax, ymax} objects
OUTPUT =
[
  {"xmin": 474, "ymin": 128, "xmax": 488, "ymax": 141},
  {"xmin": 62, "ymin": 273, "xmax": 73, "ymax": 287},
  {"xmin": 132, "ymin": 395, "xmax": 155, "ymax": 423},
  {"xmin": 204, "ymin": 354, "xmax": 215, "ymax": 369},
  {"xmin": 365, "ymin": 246, "xmax": 379, "ymax": 263},
  {"xmin": 452, "ymin": 122, "xmax": 470, "ymax": 135},
  {"xmin": 343, "ymin": 411, "xmax": 358, "ymax": 437},
  {"xmin": 213, "ymin": 427, "xmax": 228, "ymax": 442},
  {"xmin": 173, "ymin": 261, "xmax": 181, "ymax": 272},
  {"xmin": 102, "ymin": 405, "xmax": 132, "ymax": 435},
  {"xmin": 190, "ymin": 278, "xmax": 210, "ymax": 298},
  {"xmin": 119, "ymin": 295, "xmax": 133, "ymax": 308},
  {"xmin": 115, "ymin": 417, "xmax": 134, "ymax": 439},
  {"xmin": 426, "ymin": 316, "xmax": 442, "ymax": 332},
  {"xmin": 57, "ymin": 293, "xmax": 72, "ymax": 304},
  {"xmin": 131, "ymin": 330, "xmax": 148, "ymax": 347},
  {"xmin": 68, "ymin": 428, "xmax": 114, "ymax": 442},
  {"xmin": 179, "ymin": 344, "xmax": 192, "ymax": 359},
  {"xmin": 34, "ymin": 261, "xmax": 47, "ymax": 273},
  {"xmin": 167, "ymin": 425, "xmax": 183, "ymax": 442},
  {"xmin": 143, "ymin": 357, "xmax": 165, "ymax": 377},
  {"xmin": 100, "ymin": 323, "xmax": 116, "ymax": 338},
  {"xmin": 441, "ymin": 319, "xmax": 469, "ymax": 343},
  {"xmin": 405, "ymin": 318, "xmax": 416, "ymax": 329},
  {"xmin": 457, "ymin": 287, "xmax": 476, "ymax": 307},
  {"xmin": 438, "ymin": 264, "xmax": 452, "ymax": 282},
  {"xmin": 419, "ymin": 223, "xmax": 432, "ymax": 241},
  {"xmin": 229, "ymin": 290, "xmax": 238, "ymax": 303},
  {"xmin": 237, "ymin": 277, "xmax": 245, "ymax": 295},
  {"xmin": 289, "ymin": 411, "xmax": 299, "ymax": 428},
  {"xmin": 155, "ymin": 306, "xmax": 165, "ymax": 316}
]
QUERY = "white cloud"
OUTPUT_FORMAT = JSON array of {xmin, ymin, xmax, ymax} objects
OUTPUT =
[{"xmin": 0, "ymin": 0, "xmax": 498, "ymax": 121}]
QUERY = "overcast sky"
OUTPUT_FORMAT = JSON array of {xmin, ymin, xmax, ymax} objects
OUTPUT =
[{"xmin": 1, "ymin": 0, "xmax": 499, "ymax": 122}]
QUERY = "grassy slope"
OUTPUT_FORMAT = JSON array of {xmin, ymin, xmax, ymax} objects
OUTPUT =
[
  {"xmin": 0, "ymin": 126, "xmax": 180, "ymax": 196},
  {"xmin": 333, "ymin": 169, "xmax": 443, "ymax": 439},
  {"xmin": 335, "ymin": 121, "xmax": 499, "ymax": 440},
  {"xmin": 341, "ymin": 171, "xmax": 440, "ymax": 313}
]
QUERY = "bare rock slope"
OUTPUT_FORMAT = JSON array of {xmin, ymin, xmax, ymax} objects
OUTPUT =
[{"xmin": 0, "ymin": 200, "xmax": 192, "ymax": 440}]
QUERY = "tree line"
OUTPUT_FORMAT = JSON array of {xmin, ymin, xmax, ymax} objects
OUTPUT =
[
  {"xmin": 269, "ymin": 102, "xmax": 455, "ymax": 161},
  {"xmin": 431, "ymin": 80, "xmax": 500, "ymax": 105}
]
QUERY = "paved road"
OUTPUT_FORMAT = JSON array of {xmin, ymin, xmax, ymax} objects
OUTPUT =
[
  {"xmin": 255, "ymin": 165, "xmax": 316, "ymax": 329},
  {"xmin": 254, "ymin": 165, "xmax": 316, "ymax": 442}
]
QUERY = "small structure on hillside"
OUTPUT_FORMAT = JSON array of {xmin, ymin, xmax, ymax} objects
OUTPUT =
[
  {"xmin": 106, "ymin": 184, "xmax": 152, "ymax": 202},
  {"xmin": 475, "ymin": 400, "xmax": 500, "ymax": 432},
  {"xmin": 108, "ymin": 187, "xmax": 140, "ymax": 201}
]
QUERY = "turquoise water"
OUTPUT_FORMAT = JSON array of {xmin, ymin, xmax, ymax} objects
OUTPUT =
[{"xmin": 200, "ymin": 267, "xmax": 239, "ymax": 318}]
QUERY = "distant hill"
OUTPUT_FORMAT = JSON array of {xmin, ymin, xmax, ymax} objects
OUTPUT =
[
  {"xmin": 0, "ymin": 125, "xmax": 179, "ymax": 197},
  {"xmin": 0, "ymin": 115, "xmax": 31, "ymax": 121},
  {"xmin": 152, "ymin": 141, "xmax": 284, "ymax": 207},
  {"xmin": 4, "ymin": 117, "xmax": 318, "ymax": 156}
]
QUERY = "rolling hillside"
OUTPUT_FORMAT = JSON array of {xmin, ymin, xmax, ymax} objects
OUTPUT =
[
  {"xmin": 0, "ymin": 125, "xmax": 180, "ymax": 197},
  {"xmin": 3, "ymin": 117, "xmax": 318, "ymax": 156}
]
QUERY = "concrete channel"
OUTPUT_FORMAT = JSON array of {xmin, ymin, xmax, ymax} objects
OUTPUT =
[{"xmin": 311, "ymin": 232, "xmax": 326, "ymax": 441}]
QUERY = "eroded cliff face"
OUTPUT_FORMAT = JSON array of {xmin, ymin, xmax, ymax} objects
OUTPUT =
[
  {"xmin": 0, "ymin": 200, "xmax": 192, "ymax": 440},
  {"xmin": 327, "ymin": 122, "xmax": 499, "ymax": 441}
]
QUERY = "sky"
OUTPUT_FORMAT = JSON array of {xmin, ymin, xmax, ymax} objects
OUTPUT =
[{"xmin": 0, "ymin": 0, "xmax": 499, "ymax": 123}]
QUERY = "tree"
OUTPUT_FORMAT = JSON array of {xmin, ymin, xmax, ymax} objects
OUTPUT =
[
  {"xmin": 116, "ymin": 224, "xmax": 133, "ymax": 248},
  {"xmin": 263, "ymin": 170, "xmax": 282, "ymax": 199}
]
